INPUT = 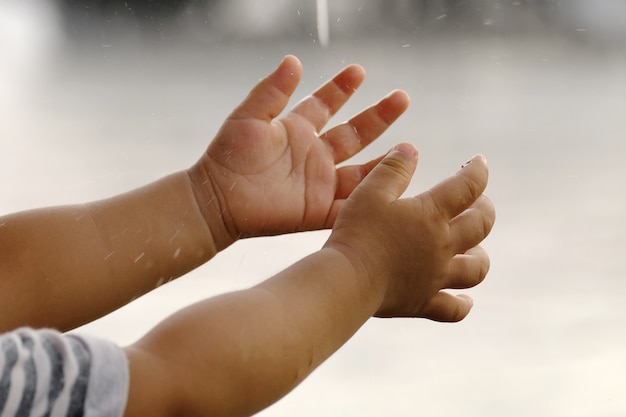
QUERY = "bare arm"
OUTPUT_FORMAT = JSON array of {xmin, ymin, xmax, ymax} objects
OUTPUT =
[
  {"xmin": 0, "ymin": 171, "xmax": 218, "ymax": 332},
  {"xmin": 124, "ymin": 248, "xmax": 376, "ymax": 417},
  {"xmin": 0, "ymin": 56, "xmax": 407, "ymax": 333},
  {"xmin": 122, "ymin": 146, "xmax": 495, "ymax": 417}
]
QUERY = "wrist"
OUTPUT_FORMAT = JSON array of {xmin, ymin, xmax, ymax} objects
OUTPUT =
[
  {"xmin": 187, "ymin": 162, "xmax": 238, "ymax": 252},
  {"xmin": 322, "ymin": 239, "xmax": 389, "ymax": 315}
]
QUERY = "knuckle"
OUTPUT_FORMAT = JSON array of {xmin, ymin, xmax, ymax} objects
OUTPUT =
[
  {"xmin": 449, "ymin": 302, "xmax": 468, "ymax": 322},
  {"xmin": 461, "ymin": 173, "xmax": 484, "ymax": 203},
  {"xmin": 381, "ymin": 157, "xmax": 413, "ymax": 181},
  {"xmin": 478, "ymin": 253, "xmax": 490, "ymax": 281},
  {"xmin": 478, "ymin": 198, "xmax": 496, "ymax": 237},
  {"xmin": 423, "ymin": 189, "xmax": 450, "ymax": 222}
]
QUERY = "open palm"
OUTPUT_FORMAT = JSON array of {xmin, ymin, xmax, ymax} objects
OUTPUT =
[{"xmin": 194, "ymin": 55, "xmax": 409, "ymax": 242}]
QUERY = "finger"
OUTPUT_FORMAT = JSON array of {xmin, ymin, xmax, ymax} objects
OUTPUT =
[
  {"xmin": 420, "ymin": 292, "xmax": 474, "ymax": 322},
  {"xmin": 290, "ymin": 64, "xmax": 366, "ymax": 132},
  {"xmin": 445, "ymin": 246, "xmax": 490, "ymax": 289},
  {"xmin": 350, "ymin": 143, "xmax": 418, "ymax": 203},
  {"xmin": 321, "ymin": 90, "xmax": 410, "ymax": 164},
  {"xmin": 334, "ymin": 155, "xmax": 384, "ymax": 200},
  {"xmin": 323, "ymin": 155, "xmax": 385, "ymax": 228},
  {"xmin": 228, "ymin": 55, "xmax": 303, "ymax": 121},
  {"xmin": 424, "ymin": 154, "xmax": 489, "ymax": 220},
  {"xmin": 449, "ymin": 194, "xmax": 495, "ymax": 253}
]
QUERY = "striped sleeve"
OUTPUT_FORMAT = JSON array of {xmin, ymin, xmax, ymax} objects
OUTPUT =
[{"xmin": 0, "ymin": 328, "xmax": 129, "ymax": 417}]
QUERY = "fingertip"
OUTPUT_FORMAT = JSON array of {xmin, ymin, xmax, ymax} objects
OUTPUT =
[
  {"xmin": 391, "ymin": 143, "xmax": 418, "ymax": 159},
  {"xmin": 379, "ymin": 90, "xmax": 411, "ymax": 122},
  {"xmin": 392, "ymin": 90, "xmax": 411, "ymax": 116},
  {"xmin": 466, "ymin": 245, "xmax": 492, "ymax": 277},
  {"xmin": 450, "ymin": 295, "xmax": 473, "ymax": 322},
  {"xmin": 389, "ymin": 89, "xmax": 411, "ymax": 106},
  {"xmin": 346, "ymin": 63, "xmax": 366, "ymax": 77},
  {"xmin": 277, "ymin": 55, "xmax": 303, "ymax": 80},
  {"xmin": 281, "ymin": 54, "xmax": 301, "ymax": 68},
  {"xmin": 457, "ymin": 294, "xmax": 474, "ymax": 308},
  {"xmin": 461, "ymin": 154, "xmax": 488, "ymax": 169},
  {"xmin": 330, "ymin": 63, "xmax": 366, "ymax": 96},
  {"xmin": 423, "ymin": 292, "xmax": 473, "ymax": 322}
]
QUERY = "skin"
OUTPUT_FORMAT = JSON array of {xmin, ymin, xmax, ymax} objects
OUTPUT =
[
  {"xmin": 0, "ymin": 56, "xmax": 407, "ymax": 332},
  {"xmin": 0, "ymin": 55, "xmax": 495, "ymax": 416},
  {"xmin": 189, "ymin": 55, "xmax": 410, "ymax": 246},
  {"xmin": 124, "ymin": 148, "xmax": 493, "ymax": 417}
]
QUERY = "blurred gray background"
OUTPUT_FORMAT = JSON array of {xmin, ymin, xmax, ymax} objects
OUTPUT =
[{"xmin": 2, "ymin": 1, "xmax": 625, "ymax": 416}]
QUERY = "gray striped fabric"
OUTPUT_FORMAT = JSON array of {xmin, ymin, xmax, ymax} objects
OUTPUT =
[{"xmin": 0, "ymin": 328, "xmax": 128, "ymax": 417}]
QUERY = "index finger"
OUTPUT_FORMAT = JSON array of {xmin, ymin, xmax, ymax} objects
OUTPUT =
[
  {"xmin": 229, "ymin": 55, "xmax": 303, "ymax": 121},
  {"xmin": 289, "ymin": 64, "xmax": 366, "ymax": 132},
  {"xmin": 424, "ymin": 155, "xmax": 489, "ymax": 220},
  {"xmin": 321, "ymin": 90, "xmax": 410, "ymax": 164}
]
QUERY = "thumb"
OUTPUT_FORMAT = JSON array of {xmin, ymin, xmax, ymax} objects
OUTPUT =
[{"xmin": 353, "ymin": 143, "xmax": 418, "ymax": 203}]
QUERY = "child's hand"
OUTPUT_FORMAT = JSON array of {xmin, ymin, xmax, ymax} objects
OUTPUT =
[
  {"xmin": 326, "ymin": 144, "xmax": 495, "ymax": 322},
  {"xmin": 189, "ymin": 55, "xmax": 409, "ymax": 249}
]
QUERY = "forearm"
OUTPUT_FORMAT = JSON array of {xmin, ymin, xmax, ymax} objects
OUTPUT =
[
  {"xmin": 0, "ymin": 171, "xmax": 217, "ymax": 332},
  {"xmin": 125, "ymin": 247, "xmax": 385, "ymax": 417}
]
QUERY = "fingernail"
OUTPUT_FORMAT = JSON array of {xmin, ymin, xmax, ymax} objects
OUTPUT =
[
  {"xmin": 392, "ymin": 143, "xmax": 417, "ymax": 158},
  {"xmin": 461, "ymin": 154, "xmax": 487, "ymax": 168}
]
